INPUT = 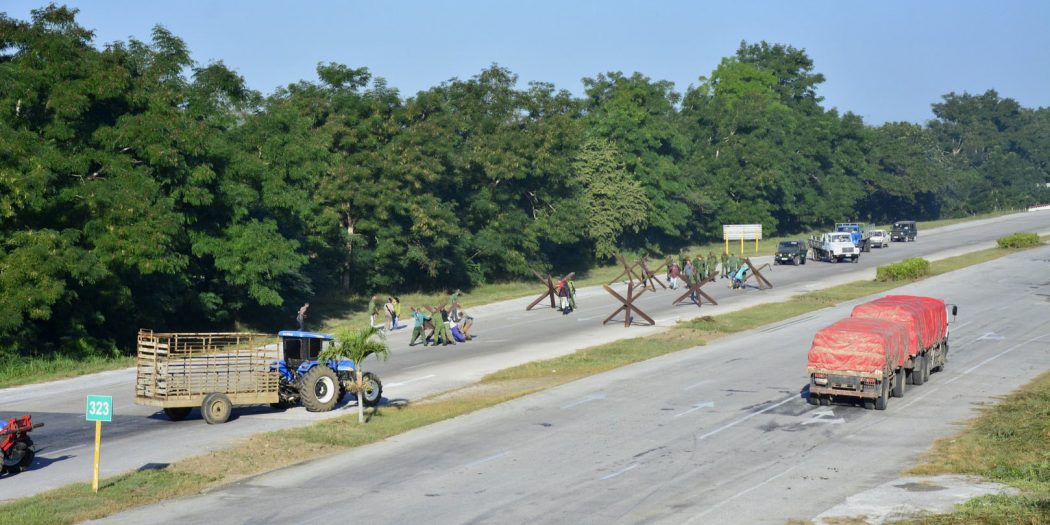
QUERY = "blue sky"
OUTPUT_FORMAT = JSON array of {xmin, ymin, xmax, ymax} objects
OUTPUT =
[{"xmin": 5, "ymin": 1, "xmax": 1049, "ymax": 124}]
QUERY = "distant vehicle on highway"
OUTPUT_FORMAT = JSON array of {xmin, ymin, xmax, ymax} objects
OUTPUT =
[
  {"xmin": 869, "ymin": 229, "xmax": 888, "ymax": 248},
  {"xmin": 774, "ymin": 240, "xmax": 807, "ymax": 265},
  {"xmin": 891, "ymin": 220, "xmax": 917, "ymax": 242}
]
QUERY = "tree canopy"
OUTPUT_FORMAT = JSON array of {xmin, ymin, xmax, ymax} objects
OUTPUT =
[{"xmin": 2, "ymin": 7, "xmax": 1048, "ymax": 356}]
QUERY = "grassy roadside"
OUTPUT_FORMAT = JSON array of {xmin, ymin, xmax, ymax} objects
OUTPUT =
[
  {"xmin": 0, "ymin": 210, "xmax": 1020, "ymax": 390},
  {"xmin": 893, "ymin": 369, "xmax": 1050, "ymax": 524},
  {"xmin": 2, "ymin": 237, "xmax": 1042, "ymax": 524}
]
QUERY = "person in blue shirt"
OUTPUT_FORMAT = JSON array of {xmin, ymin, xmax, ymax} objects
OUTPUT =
[
  {"xmin": 409, "ymin": 307, "xmax": 431, "ymax": 346},
  {"xmin": 732, "ymin": 265, "xmax": 750, "ymax": 289}
]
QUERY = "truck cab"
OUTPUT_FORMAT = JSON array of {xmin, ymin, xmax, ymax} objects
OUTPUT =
[
  {"xmin": 835, "ymin": 223, "xmax": 870, "ymax": 252},
  {"xmin": 891, "ymin": 221, "xmax": 917, "ymax": 242}
]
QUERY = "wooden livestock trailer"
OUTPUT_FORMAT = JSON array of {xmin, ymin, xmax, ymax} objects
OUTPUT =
[{"xmin": 135, "ymin": 330, "xmax": 280, "ymax": 424}]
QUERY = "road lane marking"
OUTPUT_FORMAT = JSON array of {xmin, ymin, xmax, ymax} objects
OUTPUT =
[
  {"xmin": 976, "ymin": 332, "xmax": 1004, "ymax": 341},
  {"xmin": 684, "ymin": 380, "xmax": 710, "ymax": 391},
  {"xmin": 46, "ymin": 445, "xmax": 86, "ymax": 455},
  {"xmin": 561, "ymin": 392, "xmax": 606, "ymax": 409},
  {"xmin": 465, "ymin": 451, "xmax": 509, "ymax": 469},
  {"xmin": 404, "ymin": 361, "xmax": 435, "ymax": 370},
  {"xmin": 685, "ymin": 464, "xmax": 798, "ymax": 523},
  {"xmin": 673, "ymin": 401, "xmax": 714, "ymax": 418},
  {"xmin": 599, "ymin": 463, "xmax": 639, "ymax": 480},
  {"xmin": 801, "ymin": 409, "xmax": 844, "ymax": 425},
  {"xmin": 899, "ymin": 335, "xmax": 1049, "ymax": 410},
  {"xmin": 697, "ymin": 395, "xmax": 796, "ymax": 440},
  {"xmin": 385, "ymin": 374, "xmax": 436, "ymax": 388}
]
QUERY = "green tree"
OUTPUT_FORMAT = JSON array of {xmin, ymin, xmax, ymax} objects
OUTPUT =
[
  {"xmin": 573, "ymin": 138, "xmax": 651, "ymax": 258},
  {"xmin": 319, "ymin": 326, "xmax": 390, "ymax": 423}
]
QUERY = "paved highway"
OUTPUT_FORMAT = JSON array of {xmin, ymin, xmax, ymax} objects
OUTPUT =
[
  {"xmin": 2, "ymin": 212, "xmax": 1049, "ymax": 502},
  {"xmin": 99, "ymin": 240, "xmax": 1050, "ymax": 524}
]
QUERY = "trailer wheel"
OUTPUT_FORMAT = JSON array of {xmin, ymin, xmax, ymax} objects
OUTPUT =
[
  {"xmin": 875, "ymin": 381, "xmax": 889, "ymax": 410},
  {"xmin": 361, "ymin": 372, "xmax": 383, "ymax": 407},
  {"xmin": 163, "ymin": 407, "xmax": 192, "ymax": 421},
  {"xmin": 201, "ymin": 393, "xmax": 233, "ymax": 424},
  {"xmin": 892, "ymin": 369, "xmax": 905, "ymax": 398},
  {"xmin": 911, "ymin": 356, "xmax": 926, "ymax": 386},
  {"xmin": 301, "ymin": 366, "xmax": 340, "ymax": 412}
]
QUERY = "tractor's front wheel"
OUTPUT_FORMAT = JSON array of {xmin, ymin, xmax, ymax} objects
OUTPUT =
[
  {"xmin": 361, "ymin": 372, "xmax": 383, "ymax": 407},
  {"xmin": 301, "ymin": 366, "xmax": 340, "ymax": 412}
]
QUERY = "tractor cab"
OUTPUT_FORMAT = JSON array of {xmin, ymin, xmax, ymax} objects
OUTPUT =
[{"xmin": 278, "ymin": 330, "xmax": 333, "ymax": 371}]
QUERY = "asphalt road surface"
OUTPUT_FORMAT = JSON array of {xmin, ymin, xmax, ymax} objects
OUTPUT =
[
  {"xmin": 99, "ymin": 239, "xmax": 1050, "ymax": 524},
  {"xmin": 2, "ymin": 212, "xmax": 1049, "ymax": 503}
]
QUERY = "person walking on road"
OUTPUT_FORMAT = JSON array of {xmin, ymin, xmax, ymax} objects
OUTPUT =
[
  {"xmin": 367, "ymin": 294, "xmax": 380, "ymax": 328},
  {"xmin": 384, "ymin": 297, "xmax": 395, "ymax": 331},
  {"xmin": 720, "ymin": 251, "xmax": 729, "ymax": 279},
  {"xmin": 409, "ymin": 307, "xmax": 430, "ymax": 346},
  {"xmin": 296, "ymin": 303, "xmax": 309, "ymax": 331},
  {"xmin": 392, "ymin": 296, "xmax": 404, "ymax": 330}
]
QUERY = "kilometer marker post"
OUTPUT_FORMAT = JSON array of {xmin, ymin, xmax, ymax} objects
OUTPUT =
[{"xmin": 85, "ymin": 395, "xmax": 113, "ymax": 492}]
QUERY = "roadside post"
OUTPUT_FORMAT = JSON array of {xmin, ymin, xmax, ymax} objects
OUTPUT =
[{"xmin": 86, "ymin": 394, "xmax": 113, "ymax": 492}]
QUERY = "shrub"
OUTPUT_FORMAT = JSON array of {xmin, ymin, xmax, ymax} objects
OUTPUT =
[
  {"xmin": 997, "ymin": 232, "xmax": 1041, "ymax": 249},
  {"xmin": 875, "ymin": 257, "xmax": 930, "ymax": 282}
]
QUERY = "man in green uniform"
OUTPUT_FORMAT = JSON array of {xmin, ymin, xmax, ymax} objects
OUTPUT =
[
  {"xmin": 706, "ymin": 251, "xmax": 719, "ymax": 280},
  {"xmin": 367, "ymin": 294, "xmax": 380, "ymax": 327},
  {"xmin": 720, "ymin": 251, "xmax": 729, "ymax": 279},
  {"xmin": 697, "ymin": 255, "xmax": 708, "ymax": 283},
  {"xmin": 728, "ymin": 253, "xmax": 740, "ymax": 281}
]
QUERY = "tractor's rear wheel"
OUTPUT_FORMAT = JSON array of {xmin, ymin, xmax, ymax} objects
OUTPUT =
[
  {"xmin": 361, "ymin": 372, "xmax": 383, "ymax": 407},
  {"xmin": 201, "ymin": 393, "xmax": 233, "ymax": 425},
  {"xmin": 163, "ymin": 407, "xmax": 192, "ymax": 421},
  {"xmin": 301, "ymin": 366, "xmax": 340, "ymax": 412}
]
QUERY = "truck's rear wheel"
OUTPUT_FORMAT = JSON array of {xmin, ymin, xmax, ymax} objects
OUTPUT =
[
  {"xmin": 875, "ymin": 381, "xmax": 889, "ymax": 410},
  {"xmin": 301, "ymin": 366, "xmax": 340, "ymax": 412},
  {"xmin": 163, "ymin": 407, "xmax": 192, "ymax": 421},
  {"xmin": 818, "ymin": 395, "xmax": 831, "ymax": 406},
  {"xmin": 892, "ymin": 369, "xmax": 905, "ymax": 398},
  {"xmin": 807, "ymin": 394, "xmax": 818, "ymax": 406},
  {"xmin": 911, "ymin": 356, "xmax": 926, "ymax": 386},
  {"xmin": 361, "ymin": 372, "xmax": 383, "ymax": 407},
  {"xmin": 201, "ymin": 393, "xmax": 232, "ymax": 425}
]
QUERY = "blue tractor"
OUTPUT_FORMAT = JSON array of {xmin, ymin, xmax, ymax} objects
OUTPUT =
[{"xmin": 273, "ymin": 331, "xmax": 383, "ymax": 412}]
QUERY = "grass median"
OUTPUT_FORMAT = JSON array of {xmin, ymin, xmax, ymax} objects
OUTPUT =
[
  {"xmin": 895, "ymin": 368, "xmax": 1050, "ymax": 524},
  {"xmin": 0, "ymin": 238, "xmax": 1044, "ymax": 524}
]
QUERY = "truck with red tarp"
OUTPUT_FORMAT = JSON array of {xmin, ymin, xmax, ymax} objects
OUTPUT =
[
  {"xmin": 806, "ymin": 317, "xmax": 909, "ymax": 410},
  {"xmin": 853, "ymin": 295, "xmax": 954, "ymax": 387}
]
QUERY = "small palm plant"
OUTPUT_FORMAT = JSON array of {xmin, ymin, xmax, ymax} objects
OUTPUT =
[{"xmin": 319, "ymin": 325, "xmax": 390, "ymax": 423}]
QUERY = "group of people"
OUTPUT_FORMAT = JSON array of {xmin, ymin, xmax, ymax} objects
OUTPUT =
[
  {"xmin": 366, "ymin": 295, "xmax": 408, "ymax": 331},
  {"xmin": 666, "ymin": 251, "xmax": 751, "ymax": 296},
  {"xmin": 406, "ymin": 292, "xmax": 475, "ymax": 346}
]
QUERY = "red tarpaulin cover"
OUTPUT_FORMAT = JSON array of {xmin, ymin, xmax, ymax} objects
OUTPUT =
[
  {"xmin": 807, "ymin": 317, "xmax": 908, "ymax": 375},
  {"xmin": 882, "ymin": 295, "xmax": 948, "ymax": 343},
  {"xmin": 851, "ymin": 300, "xmax": 928, "ymax": 357}
]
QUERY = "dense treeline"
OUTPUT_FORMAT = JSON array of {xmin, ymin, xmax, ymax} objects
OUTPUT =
[{"xmin": 2, "ymin": 6, "xmax": 1048, "ymax": 356}]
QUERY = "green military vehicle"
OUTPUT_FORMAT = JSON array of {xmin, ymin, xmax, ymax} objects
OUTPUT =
[{"xmin": 774, "ymin": 240, "xmax": 807, "ymax": 265}]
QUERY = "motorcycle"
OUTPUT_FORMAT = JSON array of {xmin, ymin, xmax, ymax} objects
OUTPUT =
[{"xmin": 1, "ymin": 415, "xmax": 42, "ymax": 476}]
